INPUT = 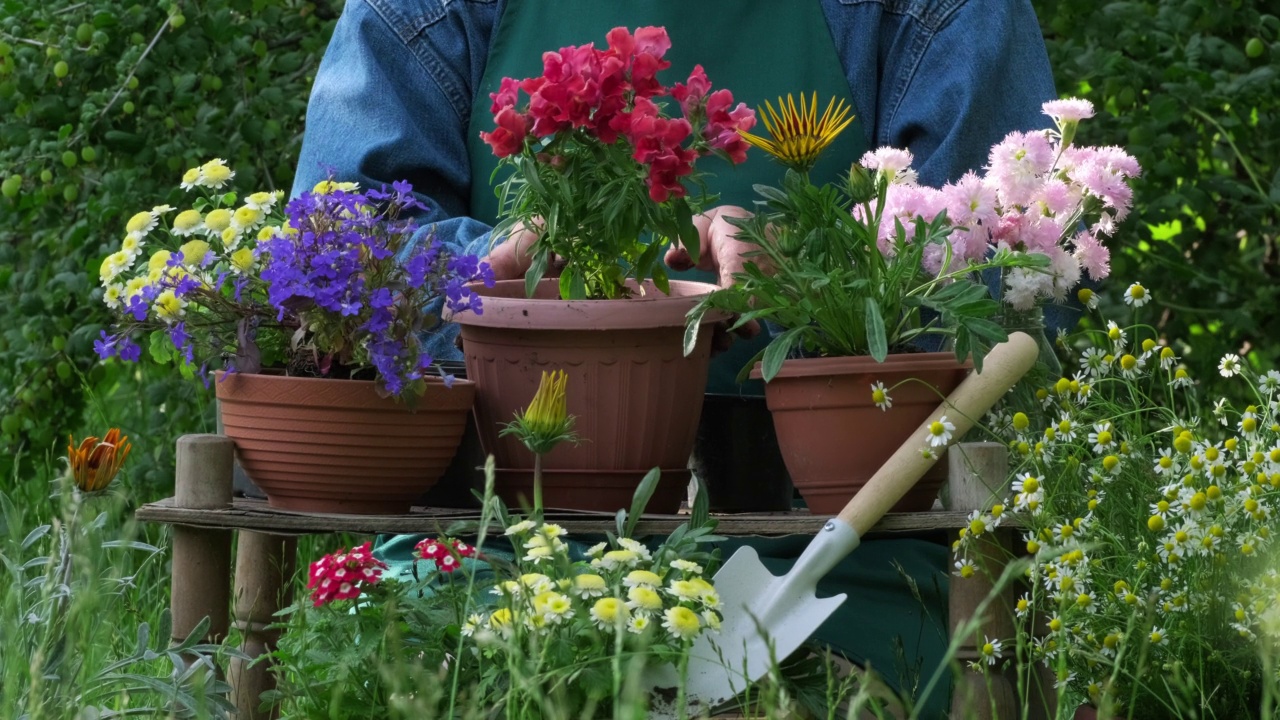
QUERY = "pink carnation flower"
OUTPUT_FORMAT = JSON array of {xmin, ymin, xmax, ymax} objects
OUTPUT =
[
  {"xmin": 1072, "ymin": 230, "xmax": 1111, "ymax": 280},
  {"xmin": 986, "ymin": 131, "xmax": 1054, "ymax": 208},
  {"xmin": 860, "ymin": 147, "xmax": 916, "ymax": 184},
  {"xmin": 941, "ymin": 171, "xmax": 999, "ymax": 228},
  {"xmin": 1042, "ymin": 98, "xmax": 1095, "ymax": 123}
]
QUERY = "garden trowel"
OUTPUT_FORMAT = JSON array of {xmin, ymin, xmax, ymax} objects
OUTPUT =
[{"xmin": 646, "ymin": 332, "xmax": 1038, "ymax": 717}]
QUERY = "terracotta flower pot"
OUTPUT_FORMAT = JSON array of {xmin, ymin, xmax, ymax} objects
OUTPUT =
[
  {"xmin": 449, "ymin": 278, "xmax": 724, "ymax": 513},
  {"xmin": 215, "ymin": 372, "xmax": 475, "ymax": 514},
  {"xmin": 752, "ymin": 352, "xmax": 971, "ymax": 514}
]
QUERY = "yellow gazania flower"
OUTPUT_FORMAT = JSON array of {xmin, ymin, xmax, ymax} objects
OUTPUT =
[
  {"xmin": 738, "ymin": 93, "xmax": 855, "ymax": 173},
  {"xmin": 67, "ymin": 428, "xmax": 131, "ymax": 493},
  {"xmin": 500, "ymin": 369, "xmax": 578, "ymax": 455}
]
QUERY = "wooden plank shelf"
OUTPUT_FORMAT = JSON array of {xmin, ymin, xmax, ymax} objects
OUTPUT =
[{"xmin": 135, "ymin": 495, "xmax": 988, "ymax": 537}]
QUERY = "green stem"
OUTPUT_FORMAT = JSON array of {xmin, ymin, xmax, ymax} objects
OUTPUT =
[{"xmin": 533, "ymin": 453, "xmax": 544, "ymax": 521}]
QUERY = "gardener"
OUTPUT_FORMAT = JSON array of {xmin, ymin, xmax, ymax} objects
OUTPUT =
[{"xmin": 291, "ymin": 1, "xmax": 1056, "ymax": 715}]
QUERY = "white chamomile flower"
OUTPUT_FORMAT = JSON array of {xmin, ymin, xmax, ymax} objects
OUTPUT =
[
  {"xmin": 460, "ymin": 613, "xmax": 482, "ymax": 637},
  {"xmin": 1105, "ymin": 321, "xmax": 1127, "ymax": 351},
  {"xmin": 926, "ymin": 415, "xmax": 956, "ymax": 447},
  {"xmin": 980, "ymin": 636, "xmax": 1003, "ymax": 665},
  {"xmin": 954, "ymin": 558, "xmax": 977, "ymax": 578},
  {"xmin": 1079, "ymin": 347, "xmax": 1108, "ymax": 378},
  {"xmin": 1123, "ymin": 282, "xmax": 1150, "ymax": 307},
  {"xmin": 871, "ymin": 381, "xmax": 893, "ymax": 411},
  {"xmin": 1153, "ymin": 448, "xmax": 1176, "ymax": 475},
  {"xmin": 1218, "ymin": 354, "xmax": 1242, "ymax": 378},
  {"xmin": 1149, "ymin": 626, "xmax": 1168, "ymax": 646},
  {"xmin": 1260, "ymin": 370, "xmax": 1280, "ymax": 396},
  {"xmin": 627, "ymin": 615, "xmax": 651, "ymax": 635}
]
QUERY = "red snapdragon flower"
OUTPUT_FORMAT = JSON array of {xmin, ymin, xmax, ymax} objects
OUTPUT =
[
  {"xmin": 414, "ymin": 536, "xmax": 478, "ymax": 574},
  {"xmin": 482, "ymin": 26, "xmax": 753, "ymax": 204},
  {"xmin": 307, "ymin": 541, "xmax": 388, "ymax": 607}
]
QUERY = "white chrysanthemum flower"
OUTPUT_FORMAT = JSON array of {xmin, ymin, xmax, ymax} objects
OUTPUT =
[
  {"xmin": 584, "ymin": 541, "xmax": 608, "ymax": 558},
  {"xmin": 179, "ymin": 166, "xmax": 202, "ymax": 191},
  {"xmin": 871, "ymin": 381, "xmax": 892, "ymax": 411},
  {"xmin": 231, "ymin": 205, "xmax": 265, "ymax": 232},
  {"xmin": 1218, "ymin": 354, "xmax": 1242, "ymax": 378},
  {"xmin": 504, "ymin": 520, "xmax": 536, "ymax": 536},
  {"xmin": 590, "ymin": 597, "xmax": 626, "ymax": 631},
  {"xmin": 153, "ymin": 289, "xmax": 187, "ymax": 324},
  {"xmin": 616, "ymin": 538, "xmax": 653, "ymax": 561},
  {"xmin": 670, "ymin": 559, "xmax": 703, "ymax": 574},
  {"xmin": 926, "ymin": 415, "xmax": 956, "ymax": 448},
  {"xmin": 627, "ymin": 614, "xmax": 651, "ymax": 635}
]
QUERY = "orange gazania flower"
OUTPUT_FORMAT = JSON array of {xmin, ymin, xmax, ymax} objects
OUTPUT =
[{"xmin": 67, "ymin": 428, "xmax": 131, "ymax": 493}]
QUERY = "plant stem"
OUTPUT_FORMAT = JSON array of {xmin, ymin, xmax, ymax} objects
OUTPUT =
[{"xmin": 533, "ymin": 452, "xmax": 544, "ymax": 520}]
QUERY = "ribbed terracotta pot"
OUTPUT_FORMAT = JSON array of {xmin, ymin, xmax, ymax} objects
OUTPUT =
[
  {"xmin": 449, "ymin": 278, "xmax": 723, "ymax": 513},
  {"xmin": 752, "ymin": 352, "xmax": 971, "ymax": 514},
  {"xmin": 215, "ymin": 372, "xmax": 475, "ymax": 514}
]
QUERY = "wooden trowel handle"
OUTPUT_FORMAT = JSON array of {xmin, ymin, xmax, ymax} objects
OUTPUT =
[{"xmin": 836, "ymin": 332, "xmax": 1038, "ymax": 536}]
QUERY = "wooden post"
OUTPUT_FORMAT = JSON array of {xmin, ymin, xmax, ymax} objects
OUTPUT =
[
  {"xmin": 170, "ymin": 434, "xmax": 234, "ymax": 650},
  {"xmin": 947, "ymin": 442, "xmax": 1017, "ymax": 719},
  {"xmin": 230, "ymin": 531, "xmax": 297, "ymax": 720}
]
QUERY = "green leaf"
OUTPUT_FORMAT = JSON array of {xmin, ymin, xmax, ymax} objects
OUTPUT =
[
  {"xmin": 864, "ymin": 297, "xmax": 887, "ymax": 362},
  {"xmin": 760, "ymin": 326, "xmax": 805, "ymax": 382},
  {"xmin": 684, "ymin": 303, "xmax": 708, "ymax": 357},
  {"xmin": 148, "ymin": 331, "xmax": 172, "ymax": 364},
  {"xmin": 525, "ymin": 250, "xmax": 549, "ymax": 298},
  {"xmin": 625, "ymin": 468, "xmax": 662, "ymax": 538},
  {"xmin": 674, "ymin": 199, "xmax": 698, "ymax": 265}
]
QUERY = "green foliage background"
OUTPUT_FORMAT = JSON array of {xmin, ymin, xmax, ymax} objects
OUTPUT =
[
  {"xmin": 1035, "ymin": 0, "xmax": 1280, "ymax": 399},
  {"xmin": 0, "ymin": 0, "xmax": 340, "ymax": 489},
  {"xmin": 0, "ymin": 0, "xmax": 1278, "ymax": 488}
]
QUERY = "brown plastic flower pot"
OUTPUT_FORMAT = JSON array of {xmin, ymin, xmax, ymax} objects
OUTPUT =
[
  {"xmin": 752, "ymin": 352, "xmax": 971, "ymax": 514},
  {"xmin": 449, "ymin": 278, "xmax": 724, "ymax": 514},
  {"xmin": 215, "ymin": 372, "xmax": 475, "ymax": 514}
]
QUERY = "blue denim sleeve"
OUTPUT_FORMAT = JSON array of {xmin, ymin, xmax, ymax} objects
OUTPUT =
[
  {"xmin": 291, "ymin": 0, "xmax": 500, "ymax": 263},
  {"xmin": 292, "ymin": 0, "xmax": 503, "ymax": 362},
  {"xmin": 879, "ymin": 0, "xmax": 1057, "ymax": 186}
]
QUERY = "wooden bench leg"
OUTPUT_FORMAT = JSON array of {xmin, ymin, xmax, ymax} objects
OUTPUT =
[
  {"xmin": 229, "ymin": 531, "xmax": 297, "ymax": 720},
  {"xmin": 948, "ymin": 443, "xmax": 1016, "ymax": 719},
  {"xmin": 170, "ymin": 435, "xmax": 235, "ymax": 654}
]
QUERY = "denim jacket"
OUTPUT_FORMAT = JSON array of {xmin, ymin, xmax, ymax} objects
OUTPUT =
[{"xmin": 292, "ymin": 0, "xmax": 1056, "ymax": 361}]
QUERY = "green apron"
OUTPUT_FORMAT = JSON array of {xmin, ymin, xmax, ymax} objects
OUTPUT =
[
  {"xmin": 465, "ymin": 0, "xmax": 864, "ymax": 398},
  {"xmin": 387, "ymin": 5, "xmax": 954, "ymax": 716}
]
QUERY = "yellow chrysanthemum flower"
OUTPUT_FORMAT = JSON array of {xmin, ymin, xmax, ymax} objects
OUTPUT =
[
  {"xmin": 232, "ymin": 205, "xmax": 264, "ymax": 231},
  {"xmin": 172, "ymin": 209, "xmax": 203, "ymax": 237},
  {"xmin": 198, "ymin": 159, "xmax": 234, "ymax": 189},
  {"xmin": 125, "ymin": 210, "xmax": 157, "ymax": 238},
  {"xmin": 572, "ymin": 573, "xmax": 607, "ymax": 599},
  {"xmin": 313, "ymin": 179, "xmax": 359, "ymax": 195},
  {"xmin": 590, "ymin": 597, "xmax": 627, "ymax": 630},
  {"xmin": 153, "ymin": 289, "xmax": 187, "ymax": 323},
  {"xmin": 230, "ymin": 247, "xmax": 255, "ymax": 275},
  {"xmin": 662, "ymin": 606, "xmax": 702, "ymax": 640},
  {"xmin": 626, "ymin": 586, "xmax": 663, "ymax": 612},
  {"xmin": 738, "ymin": 93, "xmax": 855, "ymax": 173},
  {"xmin": 179, "ymin": 239, "xmax": 211, "ymax": 267},
  {"xmin": 179, "ymin": 167, "xmax": 201, "ymax": 190},
  {"xmin": 148, "ymin": 250, "xmax": 173, "ymax": 272},
  {"xmin": 204, "ymin": 208, "xmax": 232, "ymax": 234}
]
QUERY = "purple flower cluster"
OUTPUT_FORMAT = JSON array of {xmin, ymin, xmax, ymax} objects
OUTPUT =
[
  {"xmin": 259, "ymin": 182, "xmax": 493, "ymax": 397},
  {"xmin": 94, "ymin": 330, "xmax": 141, "ymax": 362}
]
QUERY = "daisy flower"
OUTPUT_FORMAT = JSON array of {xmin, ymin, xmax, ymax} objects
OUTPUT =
[
  {"xmin": 1105, "ymin": 321, "xmax": 1126, "ymax": 351},
  {"xmin": 1260, "ymin": 370, "xmax": 1280, "ymax": 395},
  {"xmin": 926, "ymin": 415, "xmax": 956, "ymax": 447},
  {"xmin": 1123, "ymin": 282, "xmax": 1150, "ymax": 307},
  {"xmin": 954, "ymin": 558, "xmax": 977, "ymax": 578},
  {"xmin": 1079, "ymin": 347, "xmax": 1109, "ymax": 378},
  {"xmin": 1148, "ymin": 626, "xmax": 1168, "ymax": 646},
  {"xmin": 662, "ymin": 606, "xmax": 702, "ymax": 641},
  {"xmin": 1219, "ymin": 354, "xmax": 1242, "ymax": 378},
  {"xmin": 871, "ymin": 381, "xmax": 892, "ymax": 411},
  {"xmin": 980, "ymin": 636, "xmax": 1004, "ymax": 665}
]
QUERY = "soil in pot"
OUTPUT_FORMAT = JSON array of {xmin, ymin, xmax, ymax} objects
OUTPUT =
[
  {"xmin": 450, "ymin": 278, "xmax": 723, "ymax": 514},
  {"xmin": 753, "ymin": 352, "xmax": 970, "ymax": 515},
  {"xmin": 215, "ymin": 372, "xmax": 475, "ymax": 514}
]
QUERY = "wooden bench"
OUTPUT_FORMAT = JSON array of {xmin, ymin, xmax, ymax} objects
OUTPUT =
[{"xmin": 138, "ymin": 435, "xmax": 1024, "ymax": 719}]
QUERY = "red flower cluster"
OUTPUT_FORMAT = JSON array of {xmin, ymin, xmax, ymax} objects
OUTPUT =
[
  {"xmin": 414, "ymin": 536, "xmax": 477, "ymax": 574},
  {"xmin": 306, "ymin": 541, "xmax": 388, "ymax": 607},
  {"xmin": 481, "ymin": 26, "xmax": 756, "ymax": 203}
]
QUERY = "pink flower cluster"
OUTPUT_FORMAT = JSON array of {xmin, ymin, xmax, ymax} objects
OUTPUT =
[
  {"xmin": 414, "ymin": 536, "xmax": 477, "ymax": 574},
  {"xmin": 307, "ymin": 541, "xmax": 388, "ymax": 607},
  {"xmin": 855, "ymin": 98, "xmax": 1140, "ymax": 309},
  {"xmin": 481, "ymin": 26, "xmax": 756, "ymax": 203}
]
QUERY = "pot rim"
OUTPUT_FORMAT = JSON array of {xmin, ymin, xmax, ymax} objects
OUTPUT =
[
  {"xmin": 447, "ymin": 278, "xmax": 730, "ymax": 330},
  {"xmin": 213, "ymin": 369, "xmax": 475, "ymax": 411},
  {"xmin": 749, "ymin": 351, "xmax": 971, "ymax": 380}
]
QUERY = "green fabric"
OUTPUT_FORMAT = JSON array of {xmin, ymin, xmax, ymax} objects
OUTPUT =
[
  {"xmin": 434, "ymin": 3, "xmax": 952, "ymax": 717},
  {"xmin": 465, "ymin": 0, "xmax": 866, "ymax": 397}
]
